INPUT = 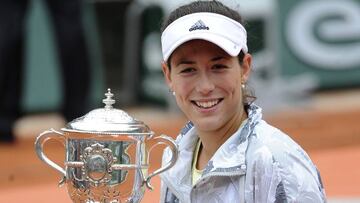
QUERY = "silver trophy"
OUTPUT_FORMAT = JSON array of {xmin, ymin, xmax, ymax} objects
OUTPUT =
[{"xmin": 35, "ymin": 89, "xmax": 178, "ymax": 203}]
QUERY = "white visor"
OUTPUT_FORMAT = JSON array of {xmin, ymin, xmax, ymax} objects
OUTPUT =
[{"xmin": 161, "ymin": 12, "xmax": 248, "ymax": 62}]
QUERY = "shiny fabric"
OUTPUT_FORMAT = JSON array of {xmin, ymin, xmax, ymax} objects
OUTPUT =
[{"xmin": 160, "ymin": 104, "xmax": 327, "ymax": 203}]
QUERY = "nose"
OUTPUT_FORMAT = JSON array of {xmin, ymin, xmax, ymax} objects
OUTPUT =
[{"xmin": 195, "ymin": 73, "xmax": 215, "ymax": 95}]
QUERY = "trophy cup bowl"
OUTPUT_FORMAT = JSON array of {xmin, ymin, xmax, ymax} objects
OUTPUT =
[{"xmin": 35, "ymin": 89, "xmax": 178, "ymax": 203}]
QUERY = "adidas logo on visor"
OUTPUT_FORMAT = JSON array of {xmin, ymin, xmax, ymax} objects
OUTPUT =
[{"xmin": 189, "ymin": 20, "xmax": 209, "ymax": 31}]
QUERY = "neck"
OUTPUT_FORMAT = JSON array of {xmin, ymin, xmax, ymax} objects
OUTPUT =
[{"xmin": 196, "ymin": 107, "xmax": 248, "ymax": 169}]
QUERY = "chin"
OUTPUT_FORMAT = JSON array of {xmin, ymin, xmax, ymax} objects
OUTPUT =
[{"xmin": 193, "ymin": 118, "xmax": 221, "ymax": 132}]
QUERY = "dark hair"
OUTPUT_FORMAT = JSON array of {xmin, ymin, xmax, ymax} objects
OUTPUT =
[{"xmin": 161, "ymin": 0, "xmax": 246, "ymax": 67}]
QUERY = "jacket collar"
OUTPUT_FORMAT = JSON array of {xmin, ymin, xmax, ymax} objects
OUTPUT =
[
  {"xmin": 202, "ymin": 104, "xmax": 262, "ymax": 175},
  {"xmin": 160, "ymin": 104, "xmax": 262, "ymax": 200}
]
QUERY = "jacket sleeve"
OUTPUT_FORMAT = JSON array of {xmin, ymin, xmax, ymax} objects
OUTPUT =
[
  {"xmin": 159, "ymin": 145, "xmax": 182, "ymax": 203},
  {"xmin": 245, "ymin": 138, "xmax": 327, "ymax": 203},
  {"xmin": 160, "ymin": 180, "xmax": 180, "ymax": 203},
  {"xmin": 159, "ymin": 180, "xmax": 166, "ymax": 203}
]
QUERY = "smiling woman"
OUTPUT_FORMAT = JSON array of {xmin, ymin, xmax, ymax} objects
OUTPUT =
[
  {"xmin": 163, "ymin": 39, "xmax": 249, "ymax": 134},
  {"xmin": 158, "ymin": 1, "xmax": 327, "ymax": 203}
]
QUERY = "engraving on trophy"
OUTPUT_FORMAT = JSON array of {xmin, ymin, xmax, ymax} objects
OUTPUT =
[
  {"xmin": 102, "ymin": 186, "xmax": 121, "ymax": 202},
  {"xmin": 82, "ymin": 143, "xmax": 116, "ymax": 186},
  {"xmin": 70, "ymin": 186, "xmax": 92, "ymax": 203}
]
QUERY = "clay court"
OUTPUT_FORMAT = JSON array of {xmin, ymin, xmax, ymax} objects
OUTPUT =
[{"xmin": 1, "ymin": 89, "xmax": 360, "ymax": 202}]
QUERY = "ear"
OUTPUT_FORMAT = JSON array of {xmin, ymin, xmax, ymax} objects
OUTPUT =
[
  {"xmin": 241, "ymin": 53, "xmax": 252, "ymax": 83},
  {"xmin": 161, "ymin": 61, "xmax": 173, "ymax": 90}
]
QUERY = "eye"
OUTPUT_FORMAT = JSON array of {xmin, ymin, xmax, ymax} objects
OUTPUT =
[
  {"xmin": 179, "ymin": 67, "xmax": 196, "ymax": 74},
  {"xmin": 212, "ymin": 64, "xmax": 228, "ymax": 71}
]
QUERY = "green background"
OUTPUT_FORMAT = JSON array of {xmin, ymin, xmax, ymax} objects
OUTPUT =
[{"xmin": 277, "ymin": 0, "xmax": 360, "ymax": 89}]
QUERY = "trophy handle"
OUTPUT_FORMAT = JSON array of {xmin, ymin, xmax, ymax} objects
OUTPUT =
[
  {"xmin": 145, "ymin": 134, "xmax": 178, "ymax": 190},
  {"xmin": 35, "ymin": 128, "xmax": 66, "ymax": 185}
]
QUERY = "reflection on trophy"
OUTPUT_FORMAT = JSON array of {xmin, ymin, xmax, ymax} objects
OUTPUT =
[{"xmin": 35, "ymin": 89, "xmax": 178, "ymax": 203}]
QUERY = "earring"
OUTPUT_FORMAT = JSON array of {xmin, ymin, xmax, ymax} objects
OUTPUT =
[
  {"xmin": 241, "ymin": 82, "xmax": 246, "ymax": 91},
  {"xmin": 241, "ymin": 83, "xmax": 247, "ymax": 96},
  {"xmin": 169, "ymin": 89, "xmax": 176, "ymax": 96}
]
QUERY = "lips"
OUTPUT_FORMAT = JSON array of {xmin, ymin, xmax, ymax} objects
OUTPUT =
[{"xmin": 192, "ymin": 99, "xmax": 223, "ymax": 109}]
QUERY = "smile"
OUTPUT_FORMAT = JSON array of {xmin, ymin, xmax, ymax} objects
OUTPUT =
[{"xmin": 192, "ymin": 99, "xmax": 223, "ymax": 109}]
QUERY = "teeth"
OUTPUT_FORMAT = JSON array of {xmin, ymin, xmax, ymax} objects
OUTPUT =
[{"xmin": 195, "ymin": 100, "xmax": 220, "ymax": 108}]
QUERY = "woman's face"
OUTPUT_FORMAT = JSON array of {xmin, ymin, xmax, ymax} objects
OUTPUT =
[{"xmin": 162, "ymin": 40, "xmax": 251, "ymax": 132}]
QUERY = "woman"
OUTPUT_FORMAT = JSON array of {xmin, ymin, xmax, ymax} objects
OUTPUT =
[{"xmin": 159, "ymin": 1, "xmax": 326, "ymax": 202}]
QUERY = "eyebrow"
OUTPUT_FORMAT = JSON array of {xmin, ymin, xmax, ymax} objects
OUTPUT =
[
  {"xmin": 176, "ymin": 60, "xmax": 195, "ymax": 66},
  {"xmin": 211, "ymin": 56, "xmax": 225, "ymax": 61}
]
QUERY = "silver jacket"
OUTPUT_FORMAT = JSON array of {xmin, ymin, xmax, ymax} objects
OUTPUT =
[{"xmin": 160, "ymin": 104, "xmax": 327, "ymax": 203}]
